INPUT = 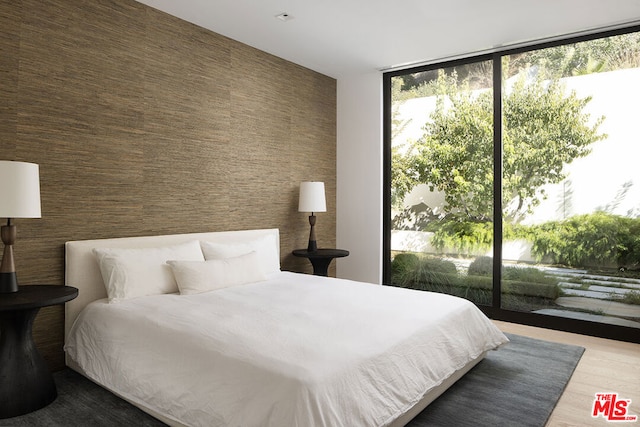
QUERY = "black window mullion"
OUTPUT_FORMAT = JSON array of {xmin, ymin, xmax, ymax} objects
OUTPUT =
[
  {"xmin": 492, "ymin": 54, "xmax": 503, "ymax": 309},
  {"xmin": 382, "ymin": 74, "xmax": 393, "ymax": 285}
]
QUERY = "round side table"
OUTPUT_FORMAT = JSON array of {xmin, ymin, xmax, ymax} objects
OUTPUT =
[
  {"xmin": 292, "ymin": 248, "xmax": 349, "ymax": 276},
  {"xmin": 0, "ymin": 285, "xmax": 78, "ymax": 419}
]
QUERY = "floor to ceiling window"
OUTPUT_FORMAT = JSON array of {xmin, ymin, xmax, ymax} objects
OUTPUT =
[
  {"xmin": 387, "ymin": 59, "xmax": 495, "ymax": 307},
  {"xmin": 384, "ymin": 26, "xmax": 640, "ymax": 343}
]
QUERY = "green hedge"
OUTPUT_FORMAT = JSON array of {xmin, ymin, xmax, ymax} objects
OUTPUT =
[
  {"xmin": 391, "ymin": 254, "xmax": 560, "ymax": 300},
  {"xmin": 409, "ymin": 212, "xmax": 640, "ymax": 269},
  {"xmin": 528, "ymin": 212, "xmax": 640, "ymax": 268}
]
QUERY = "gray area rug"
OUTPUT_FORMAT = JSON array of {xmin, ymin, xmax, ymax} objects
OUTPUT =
[
  {"xmin": 407, "ymin": 333, "xmax": 585, "ymax": 427},
  {"xmin": 1, "ymin": 333, "xmax": 583, "ymax": 426}
]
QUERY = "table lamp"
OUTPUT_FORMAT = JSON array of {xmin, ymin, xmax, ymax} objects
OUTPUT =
[
  {"xmin": 0, "ymin": 161, "xmax": 41, "ymax": 293},
  {"xmin": 298, "ymin": 181, "xmax": 326, "ymax": 252}
]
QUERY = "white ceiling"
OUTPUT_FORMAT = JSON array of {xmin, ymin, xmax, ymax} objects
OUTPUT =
[{"xmin": 135, "ymin": 0, "xmax": 640, "ymax": 78}]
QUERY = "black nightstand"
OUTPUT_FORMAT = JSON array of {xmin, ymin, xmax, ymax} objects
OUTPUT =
[
  {"xmin": 292, "ymin": 249, "xmax": 349, "ymax": 276},
  {"xmin": 0, "ymin": 285, "xmax": 78, "ymax": 419}
]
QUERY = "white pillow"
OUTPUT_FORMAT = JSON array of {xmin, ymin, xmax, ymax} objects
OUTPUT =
[
  {"xmin": 200, "ymin": 234, "xmax": 280, "ymax": 274},
  {"xmin": 167, "ymin": 252, "xmax": 267, "ymax": 295},
  {"xmin": 93, "ymin": 240, "xmax": 205, "ymax": 302}
]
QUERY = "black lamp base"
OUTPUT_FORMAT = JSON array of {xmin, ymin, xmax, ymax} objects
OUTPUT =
[
  {"xmin": 0, "ymin": 272, "xmax": 18, "ymax": 293},
  {"xmin": 307, "ymin": 213, "xmax": 318, "ymax": 252}
]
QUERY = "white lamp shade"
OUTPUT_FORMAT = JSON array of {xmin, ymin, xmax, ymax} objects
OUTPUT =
[
  {"xmin": 0, "ymin": 161, "xmax": 42, "ymax": 218},
  {"xmin": 298, "ymin": 181, "xmax": 326, "ymax": 213}
]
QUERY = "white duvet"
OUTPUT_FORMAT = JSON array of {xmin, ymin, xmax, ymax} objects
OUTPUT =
[{"xmin": 65, "ymin": 272, "xmax": 508, "ymax": 427}]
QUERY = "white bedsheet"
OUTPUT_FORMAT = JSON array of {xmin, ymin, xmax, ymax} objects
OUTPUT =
[{"xmin": 65, "ymin": 272, "xmax": 508, "ymax": 427}]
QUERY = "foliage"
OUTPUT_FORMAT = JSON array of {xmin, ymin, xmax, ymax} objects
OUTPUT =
[
  {"xmin": 396, "ymin": 211, "xmax": 640, "ymax": 269},
  {"xmin": 394, "ymin": 69, "xmax": 606, "ymax": 224},
  {"xmin": 503, "ymin": 76, "xmax": 606, "ymax": 222},
  {"xmin": 390, "ymin": 33, "xmax": 640, "ymax": 226},
  {"xmin": 390, "ymin": 254, "xmax": 463, "ymax": 297},
  {"xmin": 390, "ymin": 144, "xmax": 417, "ymax": 209},
  {"xmin": 391, "ymin": 202, "xmax": 439, "ymax": 231},
  {"xmin": 468, "ymin": 256, "xmax": 493, "ymax": 276},
  {"xmin": 501, "ymin": 279, "xmax": 560, "ymax": 299},
  {"xmin": 393, "ymin": 61, "xmax": 493, "ymax": 101},
  {"xmin": 390, "ymin": 253, "xmax": 559, "ymax": 301},
  {"xmin": 529, "ymin": 212, "xmax": 640, "ymax": 268},
  {"xmin": 395, "ymin": 32, "xmax": 640, "ymax": 97},
  {"xmin": 398, "ymin": 70, "xmax": 494, "ymax": 220},
  {"xmin": 390, "ymin": 252, "xmax": 419, "ymax": 276},
  {"xmin": 430, "ymin": 221, "xmax": 493, "ymax": 253},
  {"xmin": 468, "ymin": 256, "xmax": 558, "ymax": 287},
  {"xmin": 508, "ymin": 32, "xmax": 640, "ymax": 79},
  {"xmin": 503, "ymin": 266, "xmax": 558, "ymax": 286},
  {"xmin": 391, "ymin": 253, "xmax": 457, "ymax": 288}
]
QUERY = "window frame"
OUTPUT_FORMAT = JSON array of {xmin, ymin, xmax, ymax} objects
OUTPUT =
[{"xmin": 383, "ymin": 25, "xmax": 640, "ymax": 344}]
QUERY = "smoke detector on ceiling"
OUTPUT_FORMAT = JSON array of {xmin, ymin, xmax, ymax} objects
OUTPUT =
[{"xmin": 275, "ymin": 12, "xmax": 294, "ymax": 22}]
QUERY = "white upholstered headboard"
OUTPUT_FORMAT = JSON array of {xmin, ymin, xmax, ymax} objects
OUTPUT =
[{"xmin": 64, "ymin": 228, "xmax": 280, "ymax": 342}]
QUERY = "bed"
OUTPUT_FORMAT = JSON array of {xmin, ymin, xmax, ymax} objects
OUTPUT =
[{"xmin": 64, "ymin": 228, "xmax": 508, "ymax": 427}]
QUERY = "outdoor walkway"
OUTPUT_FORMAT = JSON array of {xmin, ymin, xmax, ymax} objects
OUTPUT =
[
  {"xmin": 555, "ymin": 296, "xmax": 640, "ymax": 318},
  {"xmin": 444, "ymin": 257, "xmax": 640, "ymax": 327},
  {"xmin": 543, "ymin": 268, "xmax": 640, "ymax": 328}
]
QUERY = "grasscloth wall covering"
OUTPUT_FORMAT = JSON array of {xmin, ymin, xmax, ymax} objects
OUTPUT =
[{"xmin": 0, "ymin": 0, "xmax": 336, "ymax": 370}]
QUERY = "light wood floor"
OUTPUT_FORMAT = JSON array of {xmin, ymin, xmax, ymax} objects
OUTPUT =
[{"xmin": 494, "ymin": 321, "xmax": 640, "ymax": 427}]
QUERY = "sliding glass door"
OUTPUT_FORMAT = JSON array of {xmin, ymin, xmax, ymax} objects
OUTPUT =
[
  {"xmin": 384, "ymin": 26, "xmax": 640, "ymax": 342},
  {"xmin": 388, "ymin": 60, "xmax": 494, "ymax": 306},
  {"xmin": 499, "ymin": 36, "xmax": 640, "ymax": 328}
]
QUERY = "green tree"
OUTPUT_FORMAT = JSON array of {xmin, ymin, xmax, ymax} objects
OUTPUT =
[{"xmin": 394, "ymin": 69, "xmax": 606, "ymax": 224}]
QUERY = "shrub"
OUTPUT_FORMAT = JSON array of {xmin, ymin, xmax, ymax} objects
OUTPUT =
[
  {"xmin": 463, "ymin": 273, "xmax": 559, "ymax": 299},
  {"xmin": 391, "ymin": 253, "xmax": 419, "ymax": 276},
  {"xmin": 468, "ymin": 257, "xmax": 557, "ymax": 285},
  {"xmin": 503, "ymin": 266, "xmax": 558, "ymax": 285},
  {"xmin": 391, "ymin": 253, "xmax": 458, "ymax": 290},
  {"xmin": 466, "ymin": 257, "xmax": 559, "ymax": 299},
  {"xmin": 468, "ymin": 256, "xmax": 493, "ymax": 276},
  {"xmin": 501, "ymin": 280, "xmax": 560, "ymax": 299},
  {"xmin": 431, "ymin": 221, "xmax": 493, "ymax": 253},
  {"xmin": 392, "ymin": 253, "xmax": 559, "ymax": 301},
  {"xmin": 410, "ymin": 212, "xmax": 640, "ymax": 269},
  {"xmin": 529, "ymin": 212, "xmax": 640, "ymax": 268}
]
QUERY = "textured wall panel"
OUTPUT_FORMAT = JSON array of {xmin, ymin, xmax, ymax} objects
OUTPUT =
[{"xmin": 0, "ymin": 0, "xmax": 336, "ymax": 370}]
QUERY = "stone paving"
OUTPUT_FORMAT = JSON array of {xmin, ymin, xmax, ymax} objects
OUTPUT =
[
  {"xmin": 543, "ymin": 269, "xmax": 640, "ymax": 328},
  {"xmin": 554, "ymin": 297, "xmax": 640, "ymax": 318},
  {"xmin": 445, "ymin": 256, "xmax": 640, "ymax": 327},
  {"xmin": 582, "ymin": 279, "xmax": 640, "ymax": 290},
  {"xmin": 558, "ymin": 283, "xmax": 637, "ymax": 299}
]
